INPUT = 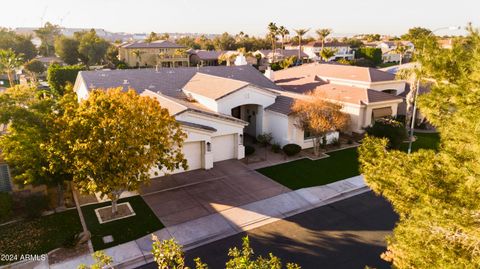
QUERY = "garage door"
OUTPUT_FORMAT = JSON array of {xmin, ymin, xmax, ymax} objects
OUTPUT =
[
  {"xmin": 183, "ymin": 141, "xmax": 203, "ymax": 170},
  {"xmin": 212, "ymin": 134, "xmax": 236, "ymax": 162}
]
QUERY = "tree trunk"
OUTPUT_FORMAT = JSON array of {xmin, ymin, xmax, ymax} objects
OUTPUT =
[
  {"xmin": 7, "ymin": 71, "xmax": 14, "ymax": 87},
  {"xmin": 111, "ymin": 197, "xmax": 118, "ymax": 215},
  {"xmin": 57, "ymin": 182, "xmax": 65, "ymax": 208},
  {"xmin": 313, "ymin": 137, "xmax": 320, "ymax": 156},
  {"xmin": 298, "ymin": 38, "xmax": 301, "ymax": 61}
]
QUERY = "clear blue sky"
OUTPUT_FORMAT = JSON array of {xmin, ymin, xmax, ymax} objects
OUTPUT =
[{"xmin": 1, "ymin": 0, "xmax": 478, "ymax": 36}]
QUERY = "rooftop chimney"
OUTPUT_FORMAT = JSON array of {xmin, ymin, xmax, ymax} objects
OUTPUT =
[{"xmin": 264, "ymin": 66, "xmax": 275, "ymax": 81}]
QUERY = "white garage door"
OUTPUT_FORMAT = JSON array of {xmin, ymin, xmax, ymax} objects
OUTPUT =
[
  {"xmin": 183, "ymin": 141, "xmax": 203, "ymax": 171},
  {"xmin": 212, "ymin": 134, "xmax": 236, "ymax": 162}
]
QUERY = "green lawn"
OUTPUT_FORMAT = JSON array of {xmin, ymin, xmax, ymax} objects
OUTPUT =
[
  {"xmin": 81, "ymin": 195, "xmax": 163, "ymax": 250},
  {"xmin": 0, "ymin": 209, "xmax": 82, "ymax": 265},
  {"xmin": 400, "ymin": 132, "xmax": 440, "ymax": 152},
  {"xmin": 257, "ymin": 147, "xmax": 360, "ymax": 190}
]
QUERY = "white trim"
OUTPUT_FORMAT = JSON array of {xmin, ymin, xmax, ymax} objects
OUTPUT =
[{"xmin": 94, "ymin": 202, "xmax": 136, "ymax": 224}]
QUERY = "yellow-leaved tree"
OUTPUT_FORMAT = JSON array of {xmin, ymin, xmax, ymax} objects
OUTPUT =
[
  {"xmin": 65, "ymin": 88, "xmax": 187, "ymax": 214},
  {"xmin": 292, "ymin": 91, "xmax": 350, "ymax": 156}
]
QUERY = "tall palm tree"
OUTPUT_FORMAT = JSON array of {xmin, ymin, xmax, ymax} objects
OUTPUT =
[
  {"xmin": 316, "ymin": 28, "xmax": 332, "ymax": 60},
  {"xmin": 268, "ymin": 22, "xmax": 279, "ymax": 63},
  {"xmin": 131, "ymin": 49, "xmax": 143, "ymax": 68},
  {"xmin": 278, "ymin": 26, "xmax": 290, "ymax": 50},
  {"xmin": 395, "ymin": 42, "xmax": 408, "ymax": 65},
  {"xmin": 0, "ymin": 49, "xmax": 24, "ymax": 86},
  {"xmin": 293, "ymin": 28, "xmax": 310, "ymax": 62}
]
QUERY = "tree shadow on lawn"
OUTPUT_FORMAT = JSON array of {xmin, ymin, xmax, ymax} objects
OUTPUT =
[{"xmin": 81, "ymin": 195, "xmax": 163, "ymax": 250}]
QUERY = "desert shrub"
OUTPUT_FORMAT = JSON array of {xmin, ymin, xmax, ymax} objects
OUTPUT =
[
  {"xmin": 0, "ymin": 192, "xmax": 13, "ymax": 220},
  {"xmin": 365, "ymin": 117, "xmax": 408, "ymax": 149},
  {"xmin": 271, "ymin": 143, "xmax": 282, "ymax": 153},
  {"xmin": 256, "ymin": 133, "xmax": 273, "ymax": 147},
  {"xmin": 25, "ymin": 193, "xmax": 49, "ymax": 219},
  {"xmin": 245, "ymin": 145, "xmax": 255, "ymax": 156},
  {"xmin": 282, "ymin": 144, "xmax": 301, "ymax": 156}
]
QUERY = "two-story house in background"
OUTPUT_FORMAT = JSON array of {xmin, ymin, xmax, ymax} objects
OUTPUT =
[
  {"xmin": 118, "ymin": 40, "xmax": 190, "ymax": 68},
  {"xmin": 285, "ymin": 41, "xmax": 355, "ymax": 61}
]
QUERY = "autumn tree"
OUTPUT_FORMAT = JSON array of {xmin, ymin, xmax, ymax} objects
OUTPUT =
[
  {"xmin": 0, "ymin": 85, "xmax": 77, "ymax": 207},
  {"xmin": 292, "ymin": 92, "xmax": 350, "ymax": 156},
  {"xmin": 359, "ymin": 25, "xmax": 480, "ymax": 268},
  {"xmin": 65, "ymin": 88, "xmax": 187, "ymax": 214}
]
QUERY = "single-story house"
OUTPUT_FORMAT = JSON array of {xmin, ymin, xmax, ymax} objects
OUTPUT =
[
  {"xmin": 254, "ymin": 49, "xmax": 309, "ymax": 67},
  {"xmin": 271, "ymin": 63, "xmax": 405, "ymax": 133}
]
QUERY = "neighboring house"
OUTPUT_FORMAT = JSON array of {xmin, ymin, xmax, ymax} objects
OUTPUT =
[
  {"xmin": 377, "ymin": 41, "xmax": 415, "ymax": 63},
  {"xmin": 254, "ymin": 49, "xmax": 309, "ymax": 67},
  {"xmin": 272, "ymin": 63, "xmax": 405, "ymax": 133},
  {"xmin": 438, "ymin": 39, "xmax": 453, "ymax": 49},
  {"xmin": 118, "ymin": 40, "xmax": 189, "ymax": 68},
  {"xmin": 189, "ymin": 50, "xmax": 257, "ymax": 67},
  {"xmin": 285, "ymin": 41, "xmax": 355, "ymax": 61}
]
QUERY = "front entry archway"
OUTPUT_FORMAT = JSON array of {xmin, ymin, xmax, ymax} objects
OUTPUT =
[{"xmin": 231, "ymin": 104, "xmax": 263, "ymax": 137}]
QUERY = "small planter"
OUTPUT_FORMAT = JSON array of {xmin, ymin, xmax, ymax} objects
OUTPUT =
[{"xmin": 94, "ymin": 202, "xmax": 136, "ymax": 224}]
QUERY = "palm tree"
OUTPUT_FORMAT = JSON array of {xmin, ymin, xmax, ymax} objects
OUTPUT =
[
  {"xmin": 316, "ymin": 28, "xmax": 332, "ymax": 61},
  {"xmin": 278, "ymin": 26, "xmax": 290, "ymax": 50},
  {"xmin": 267, "ymin": 22, "xmax": 279, "ymax": 63},
  {"xmin": 0, "ymin": 49, "xmax": 24, "ymax": 86},
  {"xmin": 320, "ymin": 48, "xmax": 336, "ymax": 62},
  {"xmin": 293, "ymin": 28, "xmax": 310, "ymax": 62},
  {"xmin": 131, "ymin": 49, "xmax": 143, "ymax": 68},
  {"xmin": 395, "ymin": 42, "xmax": 408, "ymax": 65}
]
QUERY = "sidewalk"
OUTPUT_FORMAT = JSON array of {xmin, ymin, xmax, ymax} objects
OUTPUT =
[{"xmin": 14, "ymin": 175, "xmax": 369, "ymax": 269}]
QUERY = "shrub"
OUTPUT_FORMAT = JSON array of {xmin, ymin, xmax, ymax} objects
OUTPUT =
[
  {"xmin": 245, "ymin": 145, "xmax": 255, "ymax": 156},
  {"xmin": 365, "ymin": 117, "xmax": 408, "ymax": 149},
  {"xmin": 357, "ymin": 47, "xmax": 382, "ymax": 65},
  {"xmin": 271, "ymin": 143, "xmax": 282, "ymax": 153},
  {"xmin": 321, "ymin": 136, "xmax": 327, "ymax": 149},
  {"xmin": 256, "ymin": 133, "xmax": 273, "ymax": 147},
  {"xmin": 282, "ymin": 144, "xmax": 302, "ymax": 156},
  {"xmin": 63, "ymin": 233, "xmax": 81, "ymax": 248},
  {"xmin": 25, "ymin": 193, "xmax": 49, "ymax": 219},
  {"xmin": 332, "ymin": 138, "xmax": 341, "ymax": 147},
  {"xmin": 47, "ymin": 64, "xmax": 86, "ymax": 96},
  {"xmin": 0, "ymin": 192, "xmax": 13, "ymax": 220},
  {"xmin": 347, "ymin": 139, "xmax": 354, "ymax": 145}
]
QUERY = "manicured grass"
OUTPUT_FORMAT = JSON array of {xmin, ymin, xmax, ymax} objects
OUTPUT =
[
  {"xmin": 257, "ymin": 147, "xmax": 360, "ymax": 190},
  {"xmin": 0, "ymin": 209, "xmax": 82, "ymax": 265},
  {"xmin": 81, "ymin": 195, "xmax": 163, "ymax": 250},
  {"xmin": 400, "ymin": 132, "xmax": 440, "ymax": 152}
]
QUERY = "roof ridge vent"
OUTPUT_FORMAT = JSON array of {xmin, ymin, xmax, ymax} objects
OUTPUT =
[{"xmin": 123, "ymin": 79, "xmax": 129, "ymax": 84}]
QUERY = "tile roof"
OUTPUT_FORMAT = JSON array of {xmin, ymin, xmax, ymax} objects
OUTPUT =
[
  {"xmin": 122, "ymin": 40, "xmax": 186, "ymax": 49},
  {"xmin": 305, "ymin": 41, "xmax": 350, "ymax": 48},
  {"xmin": 257, "ymin": 49, "xmax": 308, "ymax": 58},
  {"xmin": 192, "ymin": 50, "xmax": 224, "ymax": 60},
  {"xmin": 265, "ymin": 95, "xmax": 296, "ymax": 115},
  {"xmin": 183, "ymin": 73, "xmax": 249, "ymax": 100},
  {"xmin": 274, "ymin": 63, "xmax": 396, "ymax": 83}
]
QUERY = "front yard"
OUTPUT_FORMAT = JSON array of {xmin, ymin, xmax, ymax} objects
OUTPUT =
[
  {"xmin": 257, "ymin": 147, "xmax": 360, "ymax": 190},
  {"xmin": 81, "ymin": 195, "xmax": 163, "ymax": 250},
  {"xmin": 257, "ymin": 132, "xmax": 441, "ymax": 190},
  {"xmin": 0, "ymin": 209, "xmax": 82, "ymax": 265}
]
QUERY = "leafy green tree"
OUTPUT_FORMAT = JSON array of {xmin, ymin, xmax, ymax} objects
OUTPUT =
[
  {"xmin": 0, "ymin": 49, "xmax": 24, "ymax": 86},
  {"xmin": 365, "ymin": 118, "xmax": 408, "ymax": 149},
  {"xmin": 75, "ymin": 29, "xmax": 110, "ymax": 66},
  {"xmin": 359, "ymin": 25, "xmax": 480, "ymax": 268},
  {"xmin": 196, "ymin": 35, "xmax": 215, "ymax": 50},
  {"xmin": 212, "ymin": 32, "xmax": 237, "ymax": 51},
  {"xmin": 47, "ymin": 64, "xmax": 85, "ymax": 96},
  {"xmin": 54, "ymin": 36, "xmax": 80, "ymax": 65},
  {"xmin": 364, "ymin": 33, "xmax": 381, "ymax": 42},
  {"xmin": 65, "ymin": 88, "xmax": 187, "ymax": 214},
  {"xmin": 146, "ymin": 32, "xmax": 160, "ymax": 43},
  {"xmin": 24, "ymin": 59, "xmax": 46, "ymax": 82},
  {"xmin": 34, "ymin": 22, "xmax": 61, "ymax": 56},
  {"xmin": 0, "ymin": 28, "xmax": 37, "ymax": 60},
  {"xmin": 176, "ymin": 36, "xmax": 200, "ymax": 49},
  {"xmin": 0, "ymin": 85, "xmax": 77, "ymax": 207},
  {"xmin": 401, "ymin": 27, "xmax": 433, "ymax": 46},
  {"xmin": 357, "ymin": 47, "xmax": 382, "ymax": 66},
  {"xmin": 394, "ymin": 42, "xmax": 408, "ymax": 65},
  {"xmin": 293, "ymin": 28, "xmax": 309, "ymax": 61}
]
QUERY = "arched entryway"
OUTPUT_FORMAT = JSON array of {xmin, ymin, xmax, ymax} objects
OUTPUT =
[{"xmin": 231, "ymin": 104, "xmax": 263, "ymax": 138}]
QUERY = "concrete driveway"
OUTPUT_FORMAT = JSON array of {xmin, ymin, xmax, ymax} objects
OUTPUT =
[{"xmin": 141, "ymin": 160, "xmax": 290, "ymax": 226}]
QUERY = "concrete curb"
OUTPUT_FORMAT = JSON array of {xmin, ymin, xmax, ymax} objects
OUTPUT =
[{"xmin": 4, "ymin": 175, "xmax": 368, "ymax": 269}]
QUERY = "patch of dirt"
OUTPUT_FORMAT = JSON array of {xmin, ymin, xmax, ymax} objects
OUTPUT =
[
  {"xmin": 97, "ymin": 203, "xmax": 134, "ymax": 223},
  {"xmin": 48, "ymin": 243, "xmax": 89, "ymax": 264}
]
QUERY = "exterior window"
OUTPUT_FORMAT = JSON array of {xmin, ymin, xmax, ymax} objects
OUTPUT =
[
  {"xmin": 304, "ymin": 130, "xmax": 314, "ymax": 140},
  {"xmin": 239, "ymin": 134, "xmax": 243, "ymax": 145},
  {"xmin": 206, "ymin": 142, "xmax": 211, "ymax": 152}
]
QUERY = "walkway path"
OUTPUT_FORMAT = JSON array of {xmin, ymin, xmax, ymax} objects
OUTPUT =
[{"xmin": 44, "ymin": 175, "xmax": 368, "ymax": 269}]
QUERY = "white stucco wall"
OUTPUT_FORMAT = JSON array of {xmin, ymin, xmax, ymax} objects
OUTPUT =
[
  {"xmin": 369, "ymin": 81, "xmax": 407, "ymax": 95},
  {"xmin": 216, "ymin": 86, "xmax": 277, "ymax": 115},
  {"xmin": 264, "ymin": 110, "xmax": 290, "ymax": 146}
]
